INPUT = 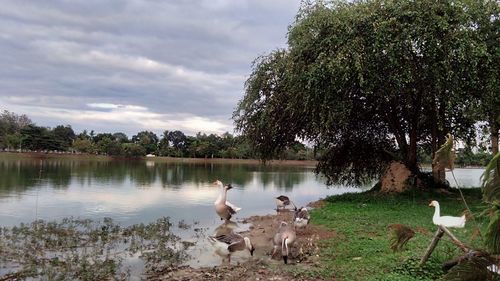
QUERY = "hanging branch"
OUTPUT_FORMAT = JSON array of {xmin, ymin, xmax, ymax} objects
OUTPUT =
[{"xmin": 432, "ymin": 134, "xmax": 480, "ymax": 236}]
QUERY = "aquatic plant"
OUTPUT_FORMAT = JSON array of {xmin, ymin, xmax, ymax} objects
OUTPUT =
[{"xmin": 0, "ymin": 217, "xmax": 188, "ymax": 280}]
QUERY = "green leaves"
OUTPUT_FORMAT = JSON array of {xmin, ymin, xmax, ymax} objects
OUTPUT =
[
  {"xmin": 234, "ymin": 0, "xmax": 496, "ymax": 185},
  {"xmin": 482, "ymin": 152, "xmax": 500, "ymax": 204},
  {"xmin": 482, "ymin": 152, "xmax": 500, "ymax": 253}
]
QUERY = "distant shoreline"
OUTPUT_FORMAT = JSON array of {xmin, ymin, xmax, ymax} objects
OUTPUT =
[
  {"xmin": 0, "ymin": 151, "xmax": 318, "ymax": 167},
  {"xmin": 1, "ymin": 152, "xmax": 485, "ymax": 169}
]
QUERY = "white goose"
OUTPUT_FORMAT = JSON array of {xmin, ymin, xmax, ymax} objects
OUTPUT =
[
  {"xmin": 429, "ymin": 200, "xmax": 466, "ymax": 228},
  {"xmin": 213, "ymin": 180, "xmax": 241, "ymax": 222},
  {"xmin": 272, "ymin": 221, "xmax": 296, "ymax": 264},
  {"xmin": 208, "ymin": 233, "xmax": 254, "ymax": 263}
]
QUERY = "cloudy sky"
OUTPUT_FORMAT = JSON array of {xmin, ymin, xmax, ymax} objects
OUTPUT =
[{"xmin": 0, "ymin": 0, "xmax": 300, "ymax": 137}]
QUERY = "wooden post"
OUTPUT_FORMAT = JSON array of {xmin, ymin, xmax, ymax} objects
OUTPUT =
[
  {"xmin": 419, "ymin": 227, "xmax": 444, "ymax": 266},
  {"xmin": 440, "ymin": 225, "xmax": 469, "ymax": 252}
]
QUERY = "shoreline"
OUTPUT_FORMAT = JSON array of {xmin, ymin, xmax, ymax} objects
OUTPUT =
[
  {"xmin": 1, "ymin": 152, "xmax": 488, "ymax": 169},
  {"xmin": 162, "ymin": 203, "xmax": 335, "ymax": 281},
  {"xmin": 0, "ymin": 151, "xmax": 318, "ymax": 167},
  {"xmin": 0, "ymin": 188, "xmax": 485, "ymax": 280}
]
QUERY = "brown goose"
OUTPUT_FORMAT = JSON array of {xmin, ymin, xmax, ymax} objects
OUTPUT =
[
  {"xmin": 213, "ymin": 180, "xmax": 241, "ymax": 222},
  {"xmin": 272, "ymin": 221, "xmax": 296, "ymax": 264},
  {"xmin": 275, "ymin": 195, "xmax": 296, "ymax": 211},
  {"xmin": 208, "ymin": 233, "xmax": 255, "ymax": 263}
]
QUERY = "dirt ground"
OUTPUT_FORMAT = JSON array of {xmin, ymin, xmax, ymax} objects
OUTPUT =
[{"xmin": 150, "ymin": 208, "xmax": 337, "ymax": 281}]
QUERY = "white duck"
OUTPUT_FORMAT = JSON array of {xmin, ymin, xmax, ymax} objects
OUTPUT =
[
  {"xmin": 208, "ymin": 233, "xmax": 254, "ymax": 263},
  {"xmin": 213, "ymin": 180, "xmax": 241, "ymax": 222},
  {"xmin": 429, "ymin": 200, "xmax": 466, "ymax": 228}
]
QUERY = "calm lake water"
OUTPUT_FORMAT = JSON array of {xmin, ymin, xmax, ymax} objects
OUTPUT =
[{"xmin": 0, "ymin": 155, "xmax": 485, "ymax": 271}]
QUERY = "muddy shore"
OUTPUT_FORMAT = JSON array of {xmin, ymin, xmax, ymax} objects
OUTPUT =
[{"xmin": 153, "ymin": 203, "xmax": 336, "ymax": 281}]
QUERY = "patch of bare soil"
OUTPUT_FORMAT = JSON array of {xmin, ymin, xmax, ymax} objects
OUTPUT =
[
  {"xmin": 152, "ymin": 209, "xmax": 337, "ymax": 281},
  {"xmin": 308, "ymin": 199, "xmax": 328, "ymax": 209}
]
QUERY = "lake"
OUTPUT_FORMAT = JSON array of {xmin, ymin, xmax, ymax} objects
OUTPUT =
[{"xmin": 0, "ymin": 155, "xmax": 485, "ymax": 272}]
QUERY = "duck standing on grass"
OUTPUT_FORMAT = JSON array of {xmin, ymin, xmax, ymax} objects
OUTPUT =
[
  {"xmin": 213, "ymin": 180, "xmax": 241, "ymax": 223},
  {"xmin": 272, "ymin": 221, "xmax": 296, "ymax": 264},
  {"xmin": 208, "ymin": 233, "xmax": 255, "ymax": 264},
  {"xmin": 429, "ymin": 200, "xmax": 466, "ymax": 228}
]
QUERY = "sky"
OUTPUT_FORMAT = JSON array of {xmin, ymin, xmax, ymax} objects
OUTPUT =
[{"xmin": 0, "ymin": 0, "xmax": 301, "ymax": 137}]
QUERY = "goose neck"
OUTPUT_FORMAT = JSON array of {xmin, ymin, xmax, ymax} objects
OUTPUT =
[
  {"xmin": 433, "ymin": 204, "xmax": 440, "ymax": 220},
  {"xmin": 215, "ymin": 186, "xmax": 227, "ymax": 204}
]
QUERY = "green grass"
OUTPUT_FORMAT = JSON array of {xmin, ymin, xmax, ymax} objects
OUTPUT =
[{"xmin": 307, "ymin": 189, "xmax": 488, "ymax": 281}]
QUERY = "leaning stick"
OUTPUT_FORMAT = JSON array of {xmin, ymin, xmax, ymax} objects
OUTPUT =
[
  {"xmin": 439, "ymin": 225, "xmax": 469, "ymax": 252},
  {"xmin": 419, "ymin": 227, "xmax": 444, "ymax": 266}
]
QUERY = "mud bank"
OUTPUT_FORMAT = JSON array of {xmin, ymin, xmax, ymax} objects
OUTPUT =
[{"xmin": 154, "ymin": 206, "xmax": 336, "ymax": 281}]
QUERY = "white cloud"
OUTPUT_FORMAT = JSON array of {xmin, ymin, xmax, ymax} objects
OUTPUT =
[
  {"xmin": 33, "ymin": 41, "xmax": 245, "ymax": 90},
  {"xmin": 87, "ymin": 103, "xmax": 120, "ymax": 109},
  {"xmin": 1, "ymin": 98, "xmax": 231, "ymax": 135},
  {"xmin": 0, "ymin": 0, "xmax": 301, "ymax": 135},
  {"xmin": 87, "ymin": 103, "xmax": 148, "ymax": 111}
]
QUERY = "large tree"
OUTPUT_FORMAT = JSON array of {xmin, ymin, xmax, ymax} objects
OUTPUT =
[
  {"xmin": 0, "ymin": 110, "xmax": 32, "ymax": 149},
  {"xmin": 234, "ymin": 0, "xmax": 497, "ymax": 186},
  {"xmin": 166, "ymin": 130, "xmax": 187, "ymax": 157},
  {"xmin": 474, "ymin": 1, "xmax": 500, "ymax": 155},
  {"xmin": 132, "ymin": 131, "xmax": 159, "ymax": 154},
  {"xmin": 52, "ymin": 125, "xmax": 75, "ymax": 150}
]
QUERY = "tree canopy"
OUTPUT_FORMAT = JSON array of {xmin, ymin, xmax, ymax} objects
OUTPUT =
[{"xmin": 234, "ymin": 0, "xmax": 499, "ymax": 185}]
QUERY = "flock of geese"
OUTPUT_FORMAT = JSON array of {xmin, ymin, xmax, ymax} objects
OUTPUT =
[
  {"xmin": 208, "ymin": 180, "xmax": 310, "ymax": 264},
  {"xmin": 207, "ymin": 180, "xmax": 467, "ymax": 265}
]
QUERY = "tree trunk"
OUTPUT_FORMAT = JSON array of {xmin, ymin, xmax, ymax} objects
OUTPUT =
[
  {"xmin": 430, "ymin": 105, "xmax": 446, "ymax": 184},
  {"xmin": 407, "ymin": 94, "xmax": 420, "ymax": 174},
  {"xmin": 408, "ymin": 125, "xmax": 418, "ymax": 173},
  {"xmin": 491, "ymin": 118, "xmax": 499, "ymax": 155},
  {"xmin": 431, "ymin": 99, "xmax": 447, "ymax": 184},
  {"xmin": 432, "ymin": 133, "xmax": 447, "ymax": 184},
  {"xmin": 386, "ymin": 101, "xmax": 408, "ymax": 160}
]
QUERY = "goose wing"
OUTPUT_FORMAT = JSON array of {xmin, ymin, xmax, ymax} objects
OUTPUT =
[
  {"xmin": 276, "ymin": 195, "xmax": 290, "ymax": 204},
  {"xmin": 225, "ymin": 201, "xmax": 241, "ymax": 212},
  {"xmin": 214, "ymin": 233, "xmax": 243, "ymax": 245},
  {"xmin": 295, "ymin": 208, "xmax": 310, "ymax": 220}
]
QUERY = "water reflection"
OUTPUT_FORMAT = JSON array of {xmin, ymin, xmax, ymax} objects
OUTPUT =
[
  {"xmin": 0, "ymin": 156, "xmax": 485, "ymax": 271},
  {"xmin": 0, "ymin": 156, "xmax": 328, "ymax": 228},
  {"xmin": 214, "ymin": 221, "xmax": 239, "ymax": 236},
  {"xmin": 0, "ymin": 158, "xmax": 312, "ymax": 195}
]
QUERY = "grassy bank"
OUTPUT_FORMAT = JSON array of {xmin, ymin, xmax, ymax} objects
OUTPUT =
[{"xmin": 296, "ymin": 189, "xmax": 489, "ymax": 280}]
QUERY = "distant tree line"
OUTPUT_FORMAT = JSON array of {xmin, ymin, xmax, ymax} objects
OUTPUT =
[{"xmin": 0, "ymin": 110, "xmax": 314, "ymax": 160}]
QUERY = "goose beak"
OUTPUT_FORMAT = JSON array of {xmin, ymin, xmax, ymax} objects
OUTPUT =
[
  {"xmin": 226, "ymin": 184, "xmax": 233, "ymax": 190},
  {"xmin": 283, "ymin": 255, "xmax": 288, "ymax": 264},
  {"xmin": 250, "ymin": 248, "xmax": 254, "ymax": 256},
  {"xmin": 428, "ymin": 202, "xmax": 433, "ymax": 207}
]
